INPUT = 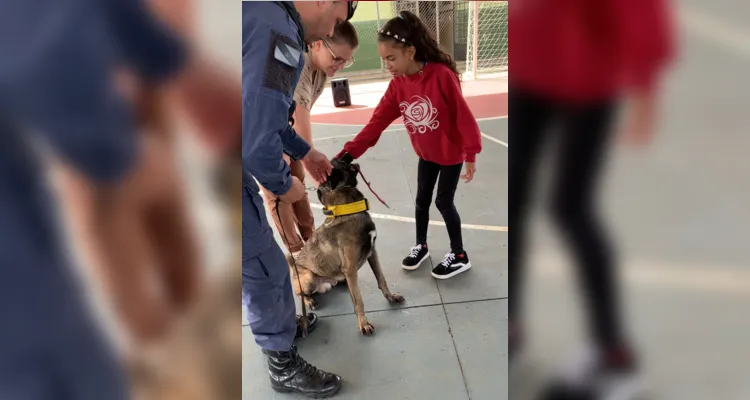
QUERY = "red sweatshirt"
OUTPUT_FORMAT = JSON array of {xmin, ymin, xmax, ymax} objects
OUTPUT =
[
  {"xmin": 510, "ymin": 0, "xmax": 676, "ymax": 102},
  {"xmin": 340, "ymin": 63, "xmax": 482, "ymax": 165}
]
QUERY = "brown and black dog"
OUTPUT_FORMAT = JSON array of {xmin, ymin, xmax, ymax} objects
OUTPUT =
[{"xmin": 287, "ymin": 156, "xmax": 405, "ymax": 335}]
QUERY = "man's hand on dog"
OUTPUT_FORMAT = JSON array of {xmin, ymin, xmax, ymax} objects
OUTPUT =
[
  {"xmin": 279, "ymin": 177, "xmax": 307, "ymax": 204},
  {"xmin": 302, "ymin": 148, "xmax": 333, "ymax": 185},
  {"xmin": 461, "ymin": 162, "xmax": 476, "ymax": 183}
]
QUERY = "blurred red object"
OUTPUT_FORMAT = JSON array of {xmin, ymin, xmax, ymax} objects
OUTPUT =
[{"xmin": 510, "ymin": 0, "xmax": 677, "ymax": 103}]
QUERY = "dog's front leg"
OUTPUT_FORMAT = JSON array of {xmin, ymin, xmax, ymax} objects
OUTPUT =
[
  {"xmin": 343, "ymin": 267, "xmax": 375, "ymax": 335},
  {"xmin": 368, "ymin": 248, "xmax": 405, "ymax": 304}
]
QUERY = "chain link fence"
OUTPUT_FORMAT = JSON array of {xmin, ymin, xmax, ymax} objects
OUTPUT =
[
  {"xmin": 340, "ymin": 0, "xmax": 507, "ymax": 81},
  {"xmin": 466, "ymin": 1, "xmax": 508, "ymax": 78}
]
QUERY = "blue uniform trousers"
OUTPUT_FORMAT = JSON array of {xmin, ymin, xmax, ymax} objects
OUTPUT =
[{"xmin": 242, "ymin": 241, "xmax": 297, "ymax": 352}]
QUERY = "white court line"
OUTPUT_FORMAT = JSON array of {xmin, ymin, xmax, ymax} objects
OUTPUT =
[
  {"xmin": 309, "ymin": 203, "xmax": 508, "ymax": 232},
  {"xmin": 482, "ymin": 132, "xmax": 508, "ymax": 147},
  {"xmin": 532, "ymin": 253, "xmax": 750, "ymax": 295},
  {"xmin": 311, "ymin": 115, "xmax": 507, "ymax": 128},
  {"xmin": 480, "ymin": 115, "xmax": 508, "ymax": 122},
  {"xmin": 314, "ymin": 127, "xmax": 404, "ymax": 141},
  {"xmin": 680, "ymin": 6, "xmax": 750, "ymax": 59}
]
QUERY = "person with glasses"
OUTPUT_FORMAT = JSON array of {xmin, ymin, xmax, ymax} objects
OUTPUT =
[
  {"xmin": 260, "ymin": 20, "xmax": 358, "ymax": 261},
  {"xmin": 243, "ymin": 1, "xmax": 357, "ymax": 398}
]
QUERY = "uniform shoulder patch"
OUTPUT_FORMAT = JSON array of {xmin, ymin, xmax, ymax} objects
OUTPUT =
[{"xmin": 263, "ymin": 30, "xmax": 302, "ymax": 96}]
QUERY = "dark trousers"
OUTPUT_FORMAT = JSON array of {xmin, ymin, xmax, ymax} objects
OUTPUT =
[
  {"xmin": 242, "ymin": 242, "xmax": 297, "ymax": 352},
  {"xmin": 509, "ymin": 88, "xmax": 623, "ymax": 348},
  {"xmin": 415, "ymin": 158, "xmax": 464, "ymax": 252}
]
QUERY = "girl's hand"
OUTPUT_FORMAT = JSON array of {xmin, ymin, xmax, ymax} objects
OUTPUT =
[
  {"xmin": 461, "ymin": 162, "xmax": 476, "ymax": 183},
  {"xmin": 621, "ymin": 88, "xmax": 658, "ymax": 147}
]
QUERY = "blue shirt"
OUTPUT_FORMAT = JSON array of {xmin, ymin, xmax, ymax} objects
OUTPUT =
[
  {"xmin": 0, "ymin": 0, "xmax": 186, "ymax": 361},
  {"xmin": 242, "ymin": 1, "xmax": 311, "ymax": 260}
]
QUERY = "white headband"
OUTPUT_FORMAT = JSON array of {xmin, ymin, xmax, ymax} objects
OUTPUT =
[{"xmin": 377, "ymin": 29, "xmax": 408, "ymax": 44}]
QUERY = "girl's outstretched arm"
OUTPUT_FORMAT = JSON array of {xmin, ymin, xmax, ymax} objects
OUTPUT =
[{"xmin": 339, "ymin": 81, "xmax": 401, "ymax": 159}]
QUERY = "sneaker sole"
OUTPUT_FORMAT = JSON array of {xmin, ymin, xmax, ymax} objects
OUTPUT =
[
  {"xmin": 271, "ymin": 382, "xmax": 342, "ymax": 398},
  {"xmin": 431, "ymin": 262, "xmax": 471, "ymax": 279},
  {"xmin": 401, "ymin": 252, "xmax": 430, "ymax": 271}
]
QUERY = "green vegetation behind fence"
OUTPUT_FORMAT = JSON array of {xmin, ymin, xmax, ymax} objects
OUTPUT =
[{"xmin": 344, "ymin": 2, "xmax": 507, "ymax": 74}]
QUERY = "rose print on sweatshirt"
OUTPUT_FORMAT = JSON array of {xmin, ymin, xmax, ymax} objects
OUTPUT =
[{"xmin": 399, "ymin": 95, "xmax": 440, "ymax": 134}]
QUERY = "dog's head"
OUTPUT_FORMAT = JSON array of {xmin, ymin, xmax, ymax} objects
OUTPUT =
[{"xmin": 317, "ymin": 153, "xmax": 359, "ymax": 203}]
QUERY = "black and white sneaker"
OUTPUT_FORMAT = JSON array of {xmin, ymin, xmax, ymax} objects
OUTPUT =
[
  {"xmin": 431, "ymin": 251, "xmax": 471, "ymax": 279},
  {"xmin": 401, "ymin": 244, "xmax": 430, "ymax": 270}
]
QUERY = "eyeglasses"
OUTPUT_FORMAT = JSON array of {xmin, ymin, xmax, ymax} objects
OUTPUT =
[{"xmin": 323, "ymin": 40, "xmax": 355, "ymax": 69}]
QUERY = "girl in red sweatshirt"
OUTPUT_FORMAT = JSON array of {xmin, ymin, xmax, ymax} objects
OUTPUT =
[
  {"xmin": 335, "ymin": 10, "xmax": 482, "ymax": 280},
  {"xmin": 509, "ymin": 0, "xmax": 675, "ymax": 397}
]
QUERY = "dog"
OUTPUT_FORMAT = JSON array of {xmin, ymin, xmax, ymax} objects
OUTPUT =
[{"xmin": 287, "ymin": 155, "xmax": 405, "ymax": 335}]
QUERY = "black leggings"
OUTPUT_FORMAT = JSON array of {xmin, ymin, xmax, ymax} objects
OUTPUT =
[
  {"xmin": 415, "ymin": 158, "xmax": 464, "ymax": 252},
  {"xmin": 509, "ymin": 88, "xmax": 623, "ymax": 348}
]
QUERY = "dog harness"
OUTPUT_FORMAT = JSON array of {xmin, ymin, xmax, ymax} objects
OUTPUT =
[{"xmin": 322, "ymin": 199, "xmax": 370, "ymax": 222}]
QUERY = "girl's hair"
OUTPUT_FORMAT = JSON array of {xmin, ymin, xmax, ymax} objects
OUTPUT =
[{"xmin": 378, "ymin": 10, "xmax": 461, "ymax": 83}]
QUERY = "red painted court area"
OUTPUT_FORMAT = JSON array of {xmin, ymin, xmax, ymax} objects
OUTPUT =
[{"xmin": 310, "ymin": 92, "xmax": 508, "ymax": 125}]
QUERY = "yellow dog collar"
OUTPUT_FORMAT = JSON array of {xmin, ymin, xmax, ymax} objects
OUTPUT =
[{"xmin": 322, "ymin": 199, "xmax": 370, "ymax": 218}]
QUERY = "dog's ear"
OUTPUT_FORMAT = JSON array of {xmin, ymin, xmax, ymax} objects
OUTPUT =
[{"xmin": 344, "ymin": 163, "xmax": 359, "ymax": 186}]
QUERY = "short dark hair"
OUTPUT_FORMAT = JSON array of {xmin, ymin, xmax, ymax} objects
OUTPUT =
[{"xmin": 329, "ymin": 20, "xmax": 359, "ymax": 48}]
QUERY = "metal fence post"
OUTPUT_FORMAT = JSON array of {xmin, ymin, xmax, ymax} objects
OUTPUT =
[
  {"xmin": 436, "ymin": 1, "xmax": 440, "ymax": 45},
  {"xmin": 472, "ymin": 0, "xmax": 479, "ymax": 80},
  {"xmin": 376, "ymin": 2, "xmax": 384, "ymax": 73}
]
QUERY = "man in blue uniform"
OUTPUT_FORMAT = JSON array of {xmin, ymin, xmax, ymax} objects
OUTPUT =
[
  {"xmin": 0, "ymin": 0, "xmax": 207, "ymax": 398},
  {"xmin": 242, "ymin": 1, "xmax": 357, "ymax": 398}
]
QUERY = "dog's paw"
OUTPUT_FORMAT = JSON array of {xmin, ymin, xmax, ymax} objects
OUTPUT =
[
  {"xmin": 303, "ymin": 296, "xmax": 318, "ymax": 311},
  {"xmin": 386, "ymin": 293, "xmax": 405, "ymax": 304},
  {"xmin": 359, "ymin": 321, "xmax": 375, "ymax": 336}
]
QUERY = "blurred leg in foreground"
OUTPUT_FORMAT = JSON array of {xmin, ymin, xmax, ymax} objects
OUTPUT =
[{"xmin": 509, "ymin": 89, "xmax": 628, "ymax": 354}]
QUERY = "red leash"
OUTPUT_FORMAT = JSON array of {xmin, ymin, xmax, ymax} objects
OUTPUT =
[{"xmin": 354, "ymin": 165, "xmax": 391, "ymax": 209}]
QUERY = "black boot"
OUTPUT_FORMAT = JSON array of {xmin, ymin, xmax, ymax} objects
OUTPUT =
[{"xmin": 263, "ymin": 345, "xmax": 342, "ymax": 398}]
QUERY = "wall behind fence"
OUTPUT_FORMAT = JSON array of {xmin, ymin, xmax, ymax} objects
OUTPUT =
[{"xmin": 341, "ymin": 0, "xmax": 507, "ymax": 81}]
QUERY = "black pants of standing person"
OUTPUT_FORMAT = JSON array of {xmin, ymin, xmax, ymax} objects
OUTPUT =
[
  {"xmin": 415, "ymin": 158, "xmax": 464, "ymax": 252},
  {"xmin": 509, "ymin": 88, "xmax": 625, "ymax": 351}
]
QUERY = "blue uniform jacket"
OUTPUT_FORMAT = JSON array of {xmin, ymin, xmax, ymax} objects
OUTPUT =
[
  {"xmin": 0, "ymin": 0, "xmax": 186, "ymax": 361},
  {"xmin": 242, "ymin": 1, "xmax": 312, "ymax": 260}
]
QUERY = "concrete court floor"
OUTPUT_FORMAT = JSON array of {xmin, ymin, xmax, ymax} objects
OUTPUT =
[{"xmin": 242, "ymin": 117, "xmax": 509, "ymax": 400}]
